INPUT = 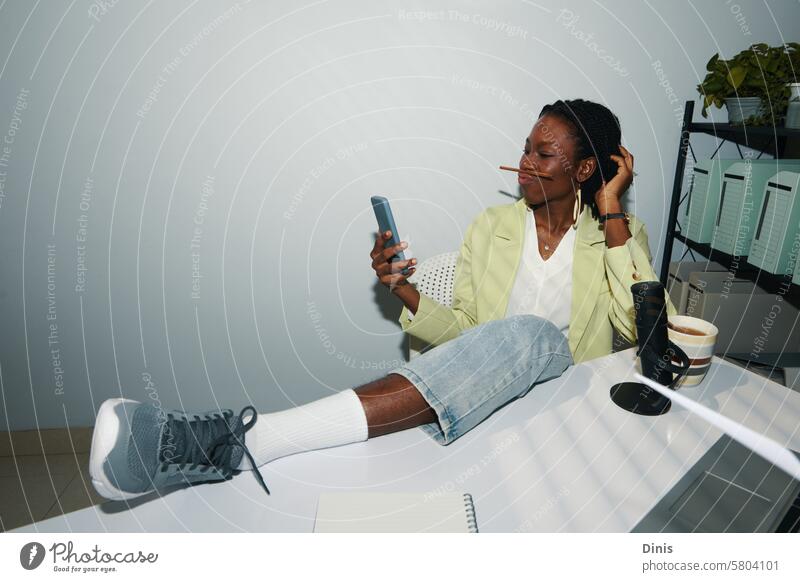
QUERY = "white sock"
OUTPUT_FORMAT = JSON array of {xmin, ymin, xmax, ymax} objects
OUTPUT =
[{"xmin": 236, "ymin": 388, "xmax": 369, "ymax": 470}]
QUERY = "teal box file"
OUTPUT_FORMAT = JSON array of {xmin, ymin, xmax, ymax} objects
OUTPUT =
[
  {"xmin": 794, "ymin": 246, "xmax": 800, "ymax": 286},
  {"xmin": 711, "ymin": 160, "xmax": 800, "ymax": 257},
  {"xmin": 686, "ymin": 159, "xmax": 739, "ymax": 244},
  {"xmin": 747, "ymin": 171, "xmax": 800, "ymax": 276}
]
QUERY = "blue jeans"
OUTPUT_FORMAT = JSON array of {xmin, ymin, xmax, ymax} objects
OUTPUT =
[{"xmin": 388, "ymin": 314, "xmax": 574, "ymax": 445}]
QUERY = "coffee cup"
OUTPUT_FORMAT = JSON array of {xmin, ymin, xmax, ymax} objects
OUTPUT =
[{"xmin": 667, "ymin": 315, "xmax": 719, "ymax": 386}]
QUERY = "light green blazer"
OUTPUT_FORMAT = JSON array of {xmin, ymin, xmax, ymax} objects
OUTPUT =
[{"xmin": 399, "ymin": 197, "xmax": 677, "ymax": 364}]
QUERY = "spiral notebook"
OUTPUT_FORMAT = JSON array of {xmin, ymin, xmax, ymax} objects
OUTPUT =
[{"xmin": 313, "ymin": 492, "xmax": 478, "ymax": 533}]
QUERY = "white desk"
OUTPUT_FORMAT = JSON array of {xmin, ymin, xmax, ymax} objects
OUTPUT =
[{"xmin": 12, "ymin": 348, "xmax": 800, "ymax": 533}]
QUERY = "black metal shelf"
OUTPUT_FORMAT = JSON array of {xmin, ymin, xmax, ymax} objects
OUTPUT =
[
  {"xmin": 690, "ymin": 121, "xmax": 800, "ymax": 156},
  {"xmin": 660, "ymin": 100, "xmax": 800, "ymax": 289},
  {"xmin": 660, "ymin": 105, "xmax": 800, "ymax": 531},
  {"xmin": 691, "ymin": 122, "xmax": 800, "ymax": 137}
]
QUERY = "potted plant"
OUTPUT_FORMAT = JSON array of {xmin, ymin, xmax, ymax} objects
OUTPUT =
[{"xmin": 697, "ymin": 42, "xmax": 800, "ymax": 125}]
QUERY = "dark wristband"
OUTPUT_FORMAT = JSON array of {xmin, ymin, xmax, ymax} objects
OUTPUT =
[{"xmin": 599, "ymin": 212, "xmax": 629, "ymax": 224}]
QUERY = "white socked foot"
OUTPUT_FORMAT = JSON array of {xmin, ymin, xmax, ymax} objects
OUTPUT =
[{"xmin": 237, "ymin": 388, "xmax": 369, "ymax": 470}]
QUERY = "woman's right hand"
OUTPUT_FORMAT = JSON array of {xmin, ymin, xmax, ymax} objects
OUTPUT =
[{"xmin": 370, "ymin": 230, "xmax": 417, "ymax": 292}]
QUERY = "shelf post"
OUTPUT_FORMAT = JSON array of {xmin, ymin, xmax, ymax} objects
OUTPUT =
[{"xmin": 660, "ymin": 100, "xmax": 695, "ymax": 284}]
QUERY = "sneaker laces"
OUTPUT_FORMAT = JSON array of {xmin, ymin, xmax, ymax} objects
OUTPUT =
[{"xmin": 161, "ymin": 405, "xmax": 270, "ymax": 496}]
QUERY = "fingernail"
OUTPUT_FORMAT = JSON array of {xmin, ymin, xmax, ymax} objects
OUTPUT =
[{"xmin": 401, "ymin": 242, "xmax": 408, "ymax": 248}]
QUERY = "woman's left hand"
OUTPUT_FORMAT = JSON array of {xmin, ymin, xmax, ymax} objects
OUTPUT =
[{"xmin": 595, "ymin": 145, "xmax": 634, "ymax": 211}]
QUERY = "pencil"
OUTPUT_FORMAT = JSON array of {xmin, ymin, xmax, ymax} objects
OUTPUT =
[{"xmin": 499, "ymin": 165, "xmax": 551, "ymax": 178}]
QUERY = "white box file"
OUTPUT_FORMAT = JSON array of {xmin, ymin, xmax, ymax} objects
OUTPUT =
[
  {"xmin": 685, "ymin": 273, "xmax": 800, "ymax": 354},
  {"xmin": 685, "ymin": 159, "xmax": 740, "ymax": 244},
  {"xmin": 747, "ymin": 171, "xmax": 800, "ymax": 276},
  {"xmin": 683, "ymin": 270, "xmax": 755, "ymax": 319},
  {"xmin": 711, "ymin": 160, "xmax": 800, "ymax": 257},
  {"xmin": 667, "ymin": 260, "xmax": 728, "ymax": 314}
]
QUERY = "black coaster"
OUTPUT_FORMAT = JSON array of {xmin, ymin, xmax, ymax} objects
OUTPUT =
[{"xmin": 609, "ymin": 382, "xmax": 671, "ymax": 416}]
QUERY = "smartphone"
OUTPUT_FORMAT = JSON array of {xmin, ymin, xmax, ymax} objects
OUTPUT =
[{"xmin": 370, "ymin": 195, "xmax": 409, "ymax": 276}]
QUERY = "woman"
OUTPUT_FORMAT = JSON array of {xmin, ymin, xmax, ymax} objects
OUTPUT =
[
  {"xmin": 396, "ymin": 98, "xmax": 677, "ymax": 363},
  {"xmin": 88, "ymin": 99, "xmax": 675, "ymax": 501}
]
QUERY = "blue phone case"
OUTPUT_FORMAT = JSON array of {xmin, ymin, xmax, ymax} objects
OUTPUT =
[{"xmin": 370, "ymin": 196, "xmax": 409, "ymax": 275}]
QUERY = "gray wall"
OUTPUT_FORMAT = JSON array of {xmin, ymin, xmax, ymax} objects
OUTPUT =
[{"xmin": 1, "ymin": 0, "xmax": 797, "ymax": 430}]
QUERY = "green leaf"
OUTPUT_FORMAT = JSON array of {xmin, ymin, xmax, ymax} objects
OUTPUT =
[
  {"xmin": 743, "ymin": 76, "xmax": 764, "ymax": 88},
  {"xmin": 727, "ymin": 66, "xmax": 747, "ymax": 89},
  {"xmin": 706, "ymin": 53, "xmax": 719, "ymax": 71}
]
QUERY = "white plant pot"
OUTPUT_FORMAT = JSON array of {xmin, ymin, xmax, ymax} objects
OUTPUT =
[
  {"xmin": 725, "ymin": 96, "xmax": 765, "ymax": 124},
  {"xmin": 786, "ymin": 83, "xmax": 800, "ymax": 129}
]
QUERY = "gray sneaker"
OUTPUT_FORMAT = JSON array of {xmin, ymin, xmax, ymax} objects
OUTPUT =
[{"xmin": 89, "ymin": 398, "xmax": 270, "ymax": 501}]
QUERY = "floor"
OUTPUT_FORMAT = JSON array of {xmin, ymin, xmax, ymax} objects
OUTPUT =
[{"xmin": 0, "ymin": 427, "xmax": 105, "ymax": 532}]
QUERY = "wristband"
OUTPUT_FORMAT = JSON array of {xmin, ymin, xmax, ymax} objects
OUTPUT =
[{"xmin": 599, "ymin": 212, "xmax": 629, "ymax": 224}]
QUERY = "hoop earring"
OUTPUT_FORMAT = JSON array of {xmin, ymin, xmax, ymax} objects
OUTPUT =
[{"xmin": 572, "ymin": 188, "xmax": 581, "ymax": 230}]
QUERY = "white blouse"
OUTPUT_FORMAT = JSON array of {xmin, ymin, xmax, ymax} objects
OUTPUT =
[
  {"xmin": 504, "ymin": 205, "xmax": 576, "ymax": 337},
  {"xmin": 406, "ymin": 206, "xmax": 576, "ymax": 335}
]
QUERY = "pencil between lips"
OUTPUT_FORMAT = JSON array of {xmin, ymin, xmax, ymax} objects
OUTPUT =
[{"xmin": 499, "ymin": 165, "xmax": 551, "ymax": 178}]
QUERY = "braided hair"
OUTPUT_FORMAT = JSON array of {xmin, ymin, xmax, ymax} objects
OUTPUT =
[{"xmin": 538, "ymin": 99, "xmax": 622, "ymax": 221}]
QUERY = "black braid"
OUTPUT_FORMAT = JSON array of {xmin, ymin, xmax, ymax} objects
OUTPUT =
[{"xmin": 538, "ymin": 99, "xmax": 622, "ymax": 221}]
